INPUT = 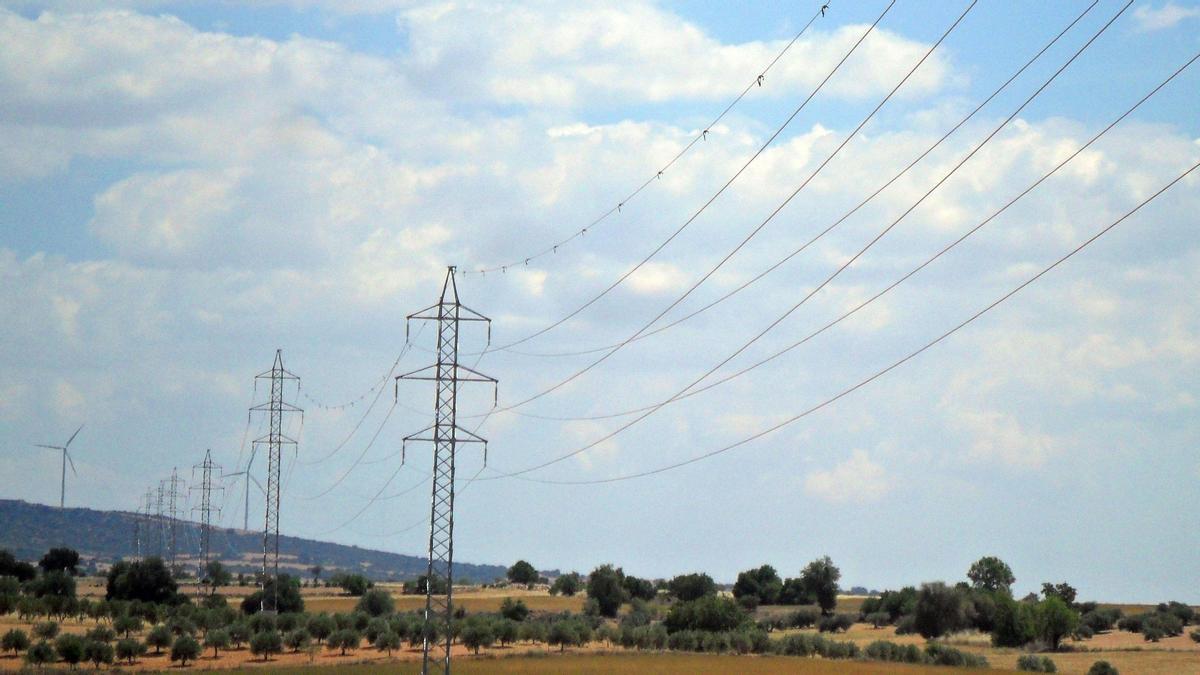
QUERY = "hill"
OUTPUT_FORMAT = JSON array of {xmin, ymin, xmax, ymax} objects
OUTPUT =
[{"xmin": 0, "ymin": 499, "xmax": 508, "ymax": 583}]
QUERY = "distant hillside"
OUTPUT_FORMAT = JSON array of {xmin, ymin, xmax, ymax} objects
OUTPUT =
[{"xmin": 0, "ymin": 499, "xmax": 508, "ymax": 583}]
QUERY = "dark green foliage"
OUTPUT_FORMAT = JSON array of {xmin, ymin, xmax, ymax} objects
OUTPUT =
[
  {"xmin": 817, "ymin": 613, "xmax": 855, "ymax": 633},
  {"xmin": 30, "ymin": 570, "xmax": 75, "ymax": 600},
  {"xmin": 666, "ymin": 572, "xmax": 717, "ymax": 602},
  {"xmin": 402, "ymin": 574, "xmax": 447, "ymax": 595},
  {"xmin": 84, "ymin": 639, "xmax": 115, "ymax": 668},
  {"xmin": 1035, "ymin": 596, "xmax": 1079, "ymax": 650},
  {"xmin": 1190, "ymin": 628, "xmax": 1200, "ymax": 643},
  {"xmin": 248, "ymin": 612, "xmax": 277, "ymax": 634},
  {"xmin": 373, "ymin": 630, "xmax": 400, "ymax": 654},
  {"xmin": 622, "ymin": 574, "xmax": 656, "ymax": 602},
  {"xmin": 202, "ymin": 560, "xmax": 231, "ymax": 591},
  {"xmin": 865, "ymin": 611, "xmax": 891, "ymax": 628},
  {"xmin": 967, "ymin": 556, "xmax": 1015, "ymax": 594},
  {"xmin": 925, "ymin": 642, "xmax": 989, "ymax": 667},
  {"xmin": 242, "ymin": 574, "xmax": 304, "ymax": 614},
  {"xmin": 146, "ymin": 624, "xmax": 172, "ymax": 654},
  {"xmin": 499, "ymin": 597, "xmax": 529, "ymax": 621},
  {"xmin": 115, "ymin": 637, "xmax": 145, "ymax": 664},
  {"xmin": 354, "ymin": 588, "xmax": 394, "ymax": 617},
  {"xmin": 773, "ymin": 632, "xmax": 860, "ymax": 659},
  {"xmin": 38, "ymin": 548, "xmax": 80, "ymax": 575},
  {"xmin": 227, "ymin": 621, "xmax": 250, "ymax": 648},
  {"xmin": 733, "ymin": 565, "xmax": 783, "ymax": 605},
  {"xmin": 285, "ymin": 628, "xmax": 310, "ymax": 652},
  {"xmin": 777, "ymin": 576, "xmax": 811, "ymax": 605},
  {"xmin": 32, "ymin": 621, "xmax": 59, "ymax": 640},
  {"xmin": 204, "ymin": 628, "xmax": 230, "ymax": 657},
  {"xmin": 461, "ymin": 616, "xmax": 496, "ymax": 654},
  {"xmin": 24, "ymin": 640, "xmax": 55, "ymax": 667},
  {"xmin": 1081, "ymin": 607, "xmax": 1122, "ymax": 633},
  {"xmin": 549, "ymin": 572, "xmax": 581, "ymax": 597},
  {"xmin": 586, "ymin": 564, "xmax": 627, "ymax": 618},
  {"xmin": 2, "ymin": 628, "xmax": 30, "ymax": 655},
  {"xmin": 914, "ymin": 582, "xmax": 967, "ymax": 639},
  {"xmin": 1158, "ymin": 601, "xmax": 1195, "ymax": 625},
  {"xmin": 1017, "ymin": 654, "xmax": 1058, "ymax": 672},
  {"xmin": 1087, "ymin": 661, "xmax": 1119, "ymax": 675},
  {"xmin": 106, "ymin": 558, "xmax": 177, "ymax": 604},
  {"xmin": 798, "ymin": 556, "xmax": 840, "ymax": 615},
  {"xmin": 0, "ymin": 550, "xmax": 37, "ymax": 581},
  {"xmin": 327, "ymin": 628, "xmax": 360, "ymax": 655},
  {"xmin": 364, "ymin": 617, "xmax": 388, "ymax": 645},
  {"xmin": 171, "ymin": 634, "xmax": 201, "ymax": 666},
  {"xmin": 506, "ymin": 560, "xmax": 538, "ymax": 585},
  {"xmin": 663, "ymin": 595, "xmax": 747, "ymax": 633},
  {"xmin": 547, "ymin": 619, "xmax": 587, "ymax": 652},
  {"xmin": 864, "ymin": 640, "xmax": 924, "ymax": 663},
  {"xmin": 992, "ymin": 594, "xmax": 1036, "ymax": 647},
  {"xmin": 53, "ymin": 633, "xmax": 85, "ymax": 667},
  {"xmin": 495, "ymin": 618, "xmax": 519, "ymax": 646},
  {"xmin": 249, "ymin": 630, "xmax": 284, "ymax": 660},
  {"xmin": 331, "ymin": 573, "xmax": 372, "ymax": 596},
  {"xmin": 1041, "ymin": 582, "xmax": 1077, "ymax": 605},
  {"xmin": 307, "ymin": 614, "xmax": 335, "ymax": 643},
  {"xmin": 85, "ymin": 625, "xmax": 115, "ymax": 643},
  {"xmin": 786, "ymin": 607, "xmax": 820, "ymax": 629}
]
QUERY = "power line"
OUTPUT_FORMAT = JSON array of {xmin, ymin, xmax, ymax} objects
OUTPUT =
[
  {"xmin": 516, "ymin": 158, "xmax": 1200, "ymax": 485},
  {"xmin": 496, "ymin": 0, "xmax": 1101, "ymax": 362},
  {"xmin": 481, "ymin": 0, "xmax": 898, "ymax": 354},
  {"xmin": 457, "ymin": 1, "xmax": 835, "ymax": 278},
  {"xmin": 466, "ymin": 0, "xmax": 971, "ymax": 415},
  {"xmin": 480, "ymin": 7, "xmax": 1176, "ymax": 481}
]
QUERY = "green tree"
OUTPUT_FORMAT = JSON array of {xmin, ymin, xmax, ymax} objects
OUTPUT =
[
  {"xmin": 327, "ymin": 629, "xmax": 360, "ymax": 656},
  {"xmin": 968, "ymin": 556, "xmax": 1016, "ymax": 594},
  {"xmin": 24, "ymin": 640, "xmax": 55, "ymax": 669},
  {"xmin": 38, "ymin": 548, "xmax": 80, "ymax": 575},
  {"xmin": 547, "ymin": 620, "xmax": 580, "ymax": 652},
  {"xmin": 205, "ymin": 628, "xmax": 230, "ymax": 657},
  {"xmin": 84, "ymin": 640, "xmax": 115, "ymax": 669},
  {"xmin": 1087, "ymin": 660, "xmax": 1119, "ymax": 675},
  {"xmin": 115, "ymin": 637, "xmax": 145, "ymax": 664},
  {"xmin": 914, "ymin": 582, "xmax": 967, "ymax": 639},
  {"xmin": 249, "ymin": 631, "xmax": 283, "ymax": 661},
  {"xmin": 1035, "ymin": 596, "xmax": 1079, "ymax": 650},
  {"xmin": 32, "ymin": 622, "xmax": 59, "ymax": 640},
  {"xmin": 354, "ymin": 588, "xmax": 394, "ymax": 617},
  {"xmin": 991, "ymin": 594, "xmax": 1036, "ymax": 647},
  {"xmin": 0, "ymin": 550, "xmax": 37, "ymax": 581},
  {"xmin": 114, "ymin": 613, "xmax": 142, "ymax": 637},
  {"xmin": 331, "ymin": 573, "xmax": 372, "ymax": 596},
  {"xmin": 374, "ymin": 630, "xmax": 401, "ymax": 655},
  {"xmin": 1041, "ymin": 582, "xmax": 1078, "ymax": 606},
  {"xmin": 663, "ymin": 595, "xmax": 748, "ymax": 633},
  {"xmin": 146, "ymin": 624, "xmax": 173, "ymax": 654},
  {"xmin": 53, "ymin": 633, "xmax": 85, "ymax": 668},
  {"xmin": 461, "ymin": 617, "xmax": 495, "ymax": 655},
  {"xmin": 2, "ymin": 628, "xmax": 30, "ymax": 655},
  {"xmin": 307, "ymin": 614, "xmax": 335, "ymax": 644},
  {"xmin": 499, "ymin": 597, "xmax": 529, "ymax": 622},
  {"xmin": 667, "ymin": 572, "xmax": 717, "ymax": 602},
  {"xmin": 227, "ymin": 621, "xmax": 250, "ymax": 648},
  {"xmin": 202, "ymin": 561, "xmax": 231, "ymax": 594},
  {"xmin": 495, "ymin": 618, "xmax": 519, "ymax": 646},
  {"xmin": 105, "ymin": 558, "xmax": 177, "ymax": 604},
  {"xmin": 241, "ymin": 574, "xmax": 305, "ymax": 614},
  {"xmin": 171, "ymin": 634, "xmax": 201, "ymax": 666},
  {"xmin": 799, "ymin": 556, "xmax": 841, "ymax": 615},
  {"xmin": 506, "ymin": 560, "xmax": 539, "ymax": 585},
  {"xmin": 285, "ymin": 629, "xmax": 311, "ymax": 652},
  {"xmin": 549, "ymin": 572, "xmax": 581, "ymax": 597},
  {"xmin": 733, "ymin": 565, "xmax": 783, "ymax": 605},
  {"xmin": 623, "ymin": 575, "xmax": 657, "ymax": 602},
  {"xmin": 586, "ymin": 565, "xmax": 628, "ymax": 618}
]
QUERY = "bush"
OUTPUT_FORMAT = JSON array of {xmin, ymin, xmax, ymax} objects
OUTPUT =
[
  {"xmin": 1017, "ymin": 654, "xmax": 1058, "ymax": 672},
  {"xmin": 667, "ymin": 572, "xmax": 717, "ymax": 602},
  {"xmin": 355, "ymin": 588, "xmax": 394, "ymax": 617},
  {"xmin": 327, "ymin": 629, "xmax": 360, "ymax": 656},
  {"xmin": 374, "ymin": 630, "xmax": 401, "ymax": 654},
  {"xmin": 84, "ymin": 639, "xmax": 115, "ymax": 668},
  {"xmin": 865, "ymin": 611, "xmax": 891, "ymax": 628},
  {"xmin": 54, "ymin": 633, "xmax": 86, "ymax": 668},
  {"xmin": 864, "ymin": 640, "xmax": 923, "ymax": 664},
  {"xmin": 787, "ymin": 607, "xmax": 820, "ymax": 629},
  {"xmin": 307, "ymin": 614, "xmax": 335, "ymax": 644},
  {"xmin": 32, "ymin": 621, "xmax": 59, "ymax": 640},
  {"xmin": 24, "ymin": 640, "xmax": 55, "ymax": 668},
  {"xmin": 250, "ymin": 630, "xmax": 284, "ymax": 660},
  {"xmin": 663, "ymin": 595, "xmax": 747, "ymax": 633},
  {"xmin": 500, "ymin": 597, "xmax": 529, "ymax": 622},
  {"xmin": 925, "ymin": 642, "xmax": 988, "ymax": 667},
  {"xmin": 115, "ymin": 637, "xmax": 145, "ymax": 664},
  {"xmin": 2, "ymin": 628, "xmax": 30, "ymax": 655},
  {"xmin": 171, "ymin": 634, "xmax": 201, "ymax": 666},
  {"xmin": 461, "ymin": 617, "xmax": 495, "ymax": 655},
  {"xmin": 1157, "ymin": 601, "xmax": 1195, "ymax": 625},
  {"xmin": 285, "ymin": 628, "xmax": 310, "ymax": 652},
  {"xmin": 914, "ymin": 582, "xmax": 967, "ymax": 639},
  {"xmin": 895, "ymin": 614, "xmax": 918, "ymax": 635},
  {"xmin": 992, "ymin": 595, "xmax": 1035, "ymax": 647},
  {"xmin": 817, "ymin": 613, "xmax": 855, "ymax": 633},
  {"xmin": 1190, "ymin": 628, "xmax": 1200, "ymax": 643},
  {"xmin": 1087, "ymin": 661, "xmax": 1119, "ymax": 675},
  {"xmin": 205, "ymin": 628, "xmax": 230, "ymax": 657}
]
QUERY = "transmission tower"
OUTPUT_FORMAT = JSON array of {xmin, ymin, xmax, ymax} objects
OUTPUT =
[
  {"xmin": 191, "ymin": 450, "xmax": 224, "ymax": 580},
  {"xmin": 154, "ymin": 483, "xmax": 166, "ymax": 558},
  {"xmin": 163, "ymin": 469, "xmax": 185, "ymax": 575},
  {"xmin": 250, "ymin": 350, "xmax": 302, "ymax": 613},
  {"xmin": 139, "ymin": 489, "xmax": 155, "ymax": 561},
  {"xmin": 398, "ymin": 266, "xmax": 497, "ymax": 675}
]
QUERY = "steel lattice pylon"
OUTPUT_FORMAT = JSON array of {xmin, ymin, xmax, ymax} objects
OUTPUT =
[
  {"xmin": 191, "ymin": 449, "xmax": 223, "ymax": 586},
  {"xmin": 398, "ymin": 267, "xmax": 496, "ymax": 675},
  {"xmin": 250, "ymin": 350, "xmax": 302, "ymax": 613}
]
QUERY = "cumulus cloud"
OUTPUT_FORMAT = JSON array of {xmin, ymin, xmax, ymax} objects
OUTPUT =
[
  {"xmin": 1133, "ymin": 2, "xmax": 1200, "ymax": 31},
  {"xmin": 804, "ymin": 450, "xmax": 889, "ymax": 503}
]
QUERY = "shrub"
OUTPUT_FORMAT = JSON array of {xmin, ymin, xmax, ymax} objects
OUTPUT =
[
  {"xmin": 146, "ymin": 624, "xmax": 173, "ymax": 653},
  {"xmin": 374, "ymin": 630, "xmax": 401, "ymax": 655},
  {"xmin": 788, "ymin": 607, "xmax": 820, "ymax": 629},
  {"xmin": 170, "ymin": 634, "xmax": 201, "ymax": 666},
  {"xmin": 865, "ymin": 611, "xmax": 891, "ymax": 628},
  {"xmin": 992, "ymin": 595, "xmax": 1035, "ymax": 647},
  {"xmin": 663, "ymin": 595, "xmax": 747, "ymax": 633},
  {"xmin": 307, "ymin": 614, "xmax": 335, "ymax": 644},
  {"xmin": 461, "ymin": 617, "xmax": 495, "ymax": 655},
  {"xmin": 925, "ymin": 642, "xmax": 988, "ymax": 667},
  {"xmin": 24, "ymin": 640, "xmax": 55, "ymax": 668},
  {"xmin": 205, "ymin": 628, "xmax": 230, "ymax": 657},
  {"xmin": 1017, "ymin": 654, "xmax": 1058, "ymax": 672},
  {"xmin": 864, "ymin": 640, "xmax": 922, "ymax": 664},
  {"xmin": 1087, "ymin": 661, "xmax": 1119, "ymax": 675},
  {"xmin": 249, "ymin": 630, "xmax": 284, "ymax": 660},
  {"xmin": 499, "ymin": 597, "xmax": 529, "ymax": 622},
  {"xmin": 327, "ymin": 629, "xmax": 360, "ymax": 656},
  {"xmin": 53, "ymin": 633, "xmax": 86, "ymax": 668},
  {"xmin": 2, "ymin": 628, "xmax": 30, "ymax": 655},
  {"xmin": 895, "ymin": 614, "xmax": 918, "ymax": 635},
  {"xmin": 227, "ymin": 621, "xmax": 250, "ymax": 648},
  {"xmin": 914, "ymin": 582, "xmax": 967, "ymax": 639},
  {"xmin": 1117, "ymin": 613, "xmax": 1146, "ymax": 633},
  {"xmin": 1157, "ymin": 601, "xmax": 1195, "ymax": 625},
  {"xmin": 355, "ymin": 588, "xmax": 394, "ymax": 617},
  {"xmin": 285, "ymin": 628, "xmax": 310, "ymax": 652},
  {"xmin": 84, "ymin": 639, "xmax": 115, "ymax": 668},
  {"xmin": 1190, "ymin": 628, "xmax": 1200, "ymax": 643},
  {"xmin": 115, "ymin": 637, "xmax": 145, "ymax": 664},
  {"xmin": 85, "ymin": 625, "xmax": 115, "ymax": 643},
  {"xmin": 817, "ymin": 613, "xmax": 855, "ymax": 633},
  {"xmin": 32, "ymin": 622, "xmax": 59, "ymax": 640}
]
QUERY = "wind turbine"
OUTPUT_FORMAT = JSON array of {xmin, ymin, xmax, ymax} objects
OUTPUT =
[{"xmin": 34, "ymin": 424, "xmax": 83, "ymax": 509}]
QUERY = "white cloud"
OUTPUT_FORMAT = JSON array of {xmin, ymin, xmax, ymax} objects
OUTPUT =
[
  {"xmin": 804, "ymin": 449, "xmax": 888, "ymax": 503},
  {"xmin": 954, "ymin": 409, "xmax": 1059, "ymax": 469},
  {"xmin": 1133, "ymin": 2, "xmax": 1200, "ymax": 31}
]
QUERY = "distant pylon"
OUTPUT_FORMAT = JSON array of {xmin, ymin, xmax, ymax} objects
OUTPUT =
[
  {"xmin": 163, "ymin": 469, "xmax": 185, "ymax": 575},
  {"xmin": 398, "ymin": 266, "xmax": 497, "ymax": 675},
  {"xmin": 154, "ymin": 483, "xmax": 166, "ymax": 558},
  {"xmin": 139, "ymin": 489, "xmax": 155, "ymax": 561},
  {"xmin": 250, "ymin": 350, "xmax": 302, "ymax": 612},
  {"xmin": 191, "ymin": 450, "xmax": 223, "ymax": 581}
]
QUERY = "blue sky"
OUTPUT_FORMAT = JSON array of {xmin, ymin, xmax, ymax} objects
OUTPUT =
[{"xmin": 1, "ymin": 0, "xmax": 1198, "ymax": 603}]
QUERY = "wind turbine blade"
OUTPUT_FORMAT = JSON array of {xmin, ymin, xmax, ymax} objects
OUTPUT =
[
  {"xmin": 34, "ymin": 444, "xmax": 64, "ymax": 450},
  {"xmin": 65, "ymin": 424, "xmax": 84, "ymax": 449},
  {"xmin": 65, "ymin": 450, "xmax": 78, "ymax": 476}
]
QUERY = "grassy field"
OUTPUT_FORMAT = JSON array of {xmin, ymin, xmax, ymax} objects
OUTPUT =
[{"xmin": 223, "ymin": 652, "xmax": 1019, "ymax": 674}]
